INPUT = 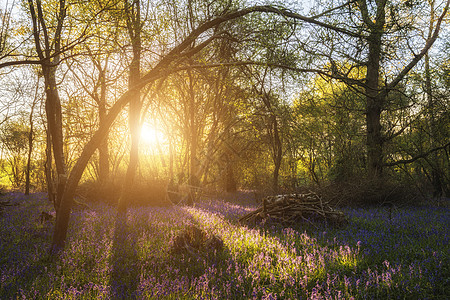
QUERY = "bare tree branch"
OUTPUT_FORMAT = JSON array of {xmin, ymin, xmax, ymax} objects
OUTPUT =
[
  {"xmin": 311, "ymin": 0, "xmax": 358, "ymax": 20},
  {"xmin": 385, "ymin": 0, "xmax": 450, "ymax": 92},
  {"xmin": 384, "ymin": 141, "xmax": 450, "ymax": 167}
]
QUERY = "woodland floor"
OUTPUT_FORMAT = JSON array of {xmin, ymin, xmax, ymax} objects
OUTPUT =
[{"xmin": 0, "ymin": 191, "xmax": 449, "ymax": 299}]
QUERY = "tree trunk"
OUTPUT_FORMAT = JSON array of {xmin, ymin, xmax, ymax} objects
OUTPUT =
[
  {"xmin": 44, "ymin": 66, "xmax": 69, "ymax": 253},
  {"xmin": 118, "ymin": 0, "xmax": 142, "ymax": 214},
  {"xmin": 186, "ymin": 69, "xmax": 198, "ymax": 204},
  {"xmin": 260, "ymin": 90, "xmax": 282, "ymax": 193},
  {"xmin": 98, "ymin": 115, "xmax": 109, "ymax": 186},
  {"xmin": 425, "ymin": 53, "xmax": 442, "ymax": 198},
  {"xmin": 25, "ymin": 100, "xmax": 36, "ymax": 195},
  {"xmin": 25, "ymin": 123, "xmax": 33, "ymax": 195},
  {"xmin": 45, "ymin": 130, "xmax": 55, "ymax": 206},
  {"xmin": 98, "ymin": 69, "xmax": 110, "ymax": 186},
  {"xmin": 43, "ymin": 66, "xmax": 67, "ymax": 211},
  {"xmin": 51, "ymin": 87, "xmax": 134, "ymax": 252},
  {"xmin": 224, "ymin": 152, "xmax": 237, "ymax": 192},
  {"xmin": 363, "ymin": 2, "xmax": 385, "ymax": 179},
  {"xmin": 27, "ymin": 0, "xmax": 67, "ymax": 210},
  {"xmin": 169, "ymin": 136, "xmax": 174, "ymax": 180},
  {"xmin": 424, "ymin": 2, "xmax": 443, "ymax": 199},
  {"xmin": 117, "ymin": 96, "xmax": 141, "ymax": 214},
  {"xmin": 272, "ymin": 114, "xmax": 282, "ymax": 193}
]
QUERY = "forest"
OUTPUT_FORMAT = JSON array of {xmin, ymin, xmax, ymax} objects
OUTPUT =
[{"xmin": 0, "ymin": 0, "xmax": 449, "ymax": 299}]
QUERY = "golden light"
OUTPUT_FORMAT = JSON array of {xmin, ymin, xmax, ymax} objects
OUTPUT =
[{"xmin": 140, "ymin": 122, "xmax": 165, "ymax": 147}]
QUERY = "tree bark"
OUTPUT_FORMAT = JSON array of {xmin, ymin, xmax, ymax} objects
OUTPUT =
[
  {"xmin": 424, "ymin": 2, "xmax": 442, "ymax": 198},
  {"xmin": 43, "ymin": 66, "xmax": 67, "ymax": 210},
  {"xmin": 361, "ymin": 0, "xmax": 385, "ymax": 178},
  {"xmin": 98, "ymin": 68, "xmax": 110, "ymax": 186},
  {"xmin": 25, "ymin": 97, "xmax": 37, "ymax": 195},
  {"xmin": 118, "ymin": 0, "xmax": 142, "ymax": 214},
  {"xmin": 27, "ymin": 0, "xmax": 67, "ymax": 208},
  {"xmin": 260, "ymin": 89, "xmax": 282, "ymax": 193},
  {"xmin": 44, "ymin": 130, "xmax": 55, "ymax": 206},
  {"xmin": 189, "ymin": 83, "xmax": 198, "ymax": 184},
  {"xmin": 272, "ymin": 113, "xmax": 282, "ymax": 193},
  {"xmin": 224, "ymin": 152, "xmax": 237, "ymax": 192}
]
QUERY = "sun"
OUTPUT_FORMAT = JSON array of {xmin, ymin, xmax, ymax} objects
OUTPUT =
[{"xmin": 140, "ymin": 123, "xmax": 164, "ymax": 146}]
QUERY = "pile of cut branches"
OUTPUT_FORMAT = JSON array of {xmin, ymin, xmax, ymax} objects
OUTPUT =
[{"xmin": 239, "ymin": 193, "xmax": 348, "ymax": 228}]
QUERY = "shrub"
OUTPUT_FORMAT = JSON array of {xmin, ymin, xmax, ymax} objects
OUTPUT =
[{"xmin": 317, "ymin": 177, "xmax": 422, "ymax": 207}]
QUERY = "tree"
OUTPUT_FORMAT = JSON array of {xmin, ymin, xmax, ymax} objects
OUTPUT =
[
  {"xmin": 118, "ymin": 0, "xmax": 143, "ymax": 213},
  {"xmin": 0, "ymin": 119, "xmax": 29, "ymax": 188},
  {"xmin": 65, "ymin": 2, "xmax": 126, "ymax": 188},
  {"xmin": 25, "ymin": 81, "xmax": 40, "ymax": 195},
  {"xmin": 0, "ymin": 1, "xmax": 13, "ymax": 63},
  {"xmin": 27, "ymin": 0, "xmax": 68, "ymax": 209},
  {"xmin": 336, "ymin": 1, "xmax": 447, "ymax": 177},
  {"xmin": 269, "ymin": 0, "xmax": 449, "ymax": 178},
  {"xmin": 248, "ymin": 72, "xmax": 287, "ymax": 193}
]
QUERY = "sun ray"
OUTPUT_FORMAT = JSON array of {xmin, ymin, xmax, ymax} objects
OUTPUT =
[{"xmin": 140, "ymin": 122, "xmax": 164, "ymax": 147}]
